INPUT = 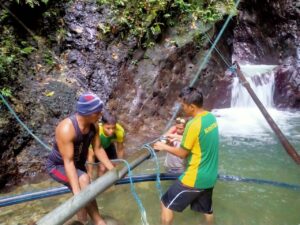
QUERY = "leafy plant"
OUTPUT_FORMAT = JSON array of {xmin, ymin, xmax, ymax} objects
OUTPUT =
[
  {"xmin": 0, "ymin": 9, "xmax": 8, "ymax": 23},
  {"xmin": 142, "ymin": 41, "xmax": 155, "ymax": 49},
  {"xmin": 0, "ymin": 26, "xmax": 22, "ymax": 84},
  {"xmin": 56, "ymin": 28, "xmax": 67, "ymax": 44},
  {"xmin": 15, "ymin": 0, "xmax": 49, "ymax": 8},
  {"xmin": 0, "ymin": 87, "xmax": 12, "ymax": 97},
  {"xmin": 98, "ymin": 22, "xmax": 111, "ymax": 34},
  {"xmin": 43, "ymin": 50, "xmax": 55, "ymax": 66},
  {"xmin": 96, "ymin": 0, "xmax": 236, "ymax": 48},
  {"xmin": 131, "ymin": 59, "xmax": 138, "ymax": 65},
  {"xmin": 20, "ymin": 46, "xmax": 36, "ymax": 55}
]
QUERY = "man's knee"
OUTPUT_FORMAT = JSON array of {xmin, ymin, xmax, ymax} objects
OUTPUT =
[
  {"xmin": 161, "ymin": 202, "xmax": 173, "ymax": 225},
  {"xmin": 79, "ymin": 173, "xmax": 90, "ymax": 186},
  {"xmin": 99, "ymin": 164, "xmax": 106, "ymax": 172},
  {"xmin": 161, "ymin": 215, "xmax": 172, "ymax": 225}
]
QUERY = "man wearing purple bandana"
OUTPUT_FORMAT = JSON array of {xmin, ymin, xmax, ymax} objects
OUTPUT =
[{"xmin": 46, "ymin": 92, "xmax": 113, "ymax": 225}]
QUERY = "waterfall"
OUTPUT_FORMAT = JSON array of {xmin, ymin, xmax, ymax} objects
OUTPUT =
[
  {"xmin": 231, "ymin": 65, "xmax": 277, "ymax": 108},
  {"xmin": 213, "ymin": 64, "xmax": 300, "ymax": 139}
]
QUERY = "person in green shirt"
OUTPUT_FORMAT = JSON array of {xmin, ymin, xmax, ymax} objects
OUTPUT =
[
  {"xmin": 87, "ymin": 111, "xmax": 125, "ymax": 177},
  {"xmin": 154, "ymin": 86, "xmax": 219, "ymax": 225}
]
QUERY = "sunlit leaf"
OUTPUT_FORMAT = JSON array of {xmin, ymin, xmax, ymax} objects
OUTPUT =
[{"xmin": 45, "ymin": 91, "xmax": 55, "ymax": 97}]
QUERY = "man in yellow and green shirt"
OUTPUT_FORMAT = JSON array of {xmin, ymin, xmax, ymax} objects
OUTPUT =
[
  {"xmin": 98, "ymin": 120, "xmax": 125, "ymax": 159},
  {"xmin": 154, "ymin": 86, "xmax": 219, "ymax": 225},
  {"xmin": 87, "ymin": 111, "xmax": 125, "ymax": 177}
]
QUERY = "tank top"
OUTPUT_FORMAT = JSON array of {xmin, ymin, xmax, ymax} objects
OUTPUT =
[{"xmin": 46, "ymin": 114, "xmax": 96, "ymax": 171}]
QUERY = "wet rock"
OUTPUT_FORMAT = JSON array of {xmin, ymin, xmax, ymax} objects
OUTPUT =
[
  {"xmin": 108, "ymin": 25, "xmax": 231, "ymax": 133},
  {"xmin": 232, "ymin": 0, "xmax": 299, "ymax": 64},
  {"xmin": 0, "ymin": 74, "xmax": 79, "ymax": 188},
  {"xmin": 69, "ymin": 24, "xmax": 84, "ymax": 34},
  {"xmin": 274, "ymin": 57, "xmax": 300, "ymax": 109},
  {"xmin": 67, "ymin": 50, "xmax": 85, "ymax": 66},
  {"xmin": 63, "ymin": 0, "xmax": 136, "ymax": 102},
  {"xmin": 0, "ymin": 98, "xmax": 34, "ymax": 188}
]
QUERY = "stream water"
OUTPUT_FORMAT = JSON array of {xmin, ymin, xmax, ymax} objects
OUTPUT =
[{"xmin": 0, "ymin": 65, "xmax": 299, "ymax": 225}]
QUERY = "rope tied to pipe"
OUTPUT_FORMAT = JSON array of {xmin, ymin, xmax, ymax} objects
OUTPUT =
[{"xmin": 143, "ymin": 144, "xmax": 163, "ymax": 199}]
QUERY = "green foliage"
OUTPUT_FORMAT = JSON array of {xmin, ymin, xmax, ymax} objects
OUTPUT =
[
  {"xmin": 97, "ymin": 0, "xmax": 171, "ymax": 46},
  {"xmin": 130, "ymin": 59, "xmax": 138, "ymax": 65},
  {"xmin": 56, "ymin": 28, "xmax": 67, "ymax": 44},
  {"xmin": 15, "ymin": 0, "xmax": 49, "ymax": 8},
  {"xmin": 0, "ymin": 9, "xmax": 9, "ymax": 23},
  {"xmin": 0, "ymin": 25, "xmax": 36, "ymax": 85},
  {"xmin": 193, "ymin": 31, "xmax": 208, "ymax": 49},
  {"xmin": 0, "ymin": 54, "xmax": 15, "ymax": 74},
  {"xmin": 97, "ymin": 0, "xmax": 236, "ymax": 47},
  {"xmin": 98, "ymin": 22, "xmax": 111, "ymax": 34},
  {"xmin": 193, "ymin": 6, "xmax": 222, "ymax": 23},
  {"xmin": 0, "ymin": 26, "xmax": 20, "ymax": 83},
  {"xmin": 173, "ymin": 0, "xmax": 191, "ymax": 11},
  {"xmin": 0, "ymin": 87, "xmax": 12, "ymax": 97},
  {"xmin": 43, "ymin": 50, "xmax": 54, "ymax": 66},
  {"xmin": 20, "ymin": 46, "xmax": 36, "ymax": 55}
]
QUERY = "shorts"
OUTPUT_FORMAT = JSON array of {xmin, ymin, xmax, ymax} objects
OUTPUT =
[
  {"xmin": 161, "ymin": 180, "xmax": 214, "ymax": 214},
  {"xmin": 95, "ymin": 144, "xmax": 117, "ymax": 162},
  {"xmin": 165, "ymin": 167, "xmax": 185, "ymax": 174},
  {"xmin": 48, "ymin": 165, "xmax": 86, "ymax": 187}
]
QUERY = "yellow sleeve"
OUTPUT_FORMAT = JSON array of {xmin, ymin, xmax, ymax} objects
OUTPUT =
[
  {"xmin": 99, "ymin": 123, "xmax": 103, "ymax": 136},
  {"xmin": 180, "ymin": 119, "xmax": 201, "ymax": 151},
  {"xmin": 115, "ymin": 123, "xmax": 125, "ymax": 143}
]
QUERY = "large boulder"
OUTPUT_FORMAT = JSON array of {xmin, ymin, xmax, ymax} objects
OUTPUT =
[
  {"xmin": 232, "ymin": 0, "xmax": 299, "ymax": 64},
  {"xmin": 274, "ymin": 57, "xmax": 300, "ymax": 108}
]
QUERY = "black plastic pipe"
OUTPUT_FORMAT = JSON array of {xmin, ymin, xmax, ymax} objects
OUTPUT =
[{"xmin": 1, "ymin": 173, "xmax": 300, "ymax": 208}]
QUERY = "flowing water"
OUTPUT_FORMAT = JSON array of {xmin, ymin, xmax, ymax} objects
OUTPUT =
[{"xmin": 1, "ymin": 65, "xmax": 300, "ymax": 225}]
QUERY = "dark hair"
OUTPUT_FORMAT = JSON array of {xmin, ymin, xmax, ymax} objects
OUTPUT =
[
  {"xmin": 175, "ymin": 117, "xmax": 186, "ymax": 125},
  {"xmin": 179, "ymin": 86, "xmax": 203, "ymax": 107},
  {"xmin": 101, "ymin": 111, "xmax": 117, "ymax": 124}
]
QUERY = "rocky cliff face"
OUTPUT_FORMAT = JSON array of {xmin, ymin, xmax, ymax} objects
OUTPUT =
[
  {"xmin": 63, "ymin": 1, "xmax": 137, "ymax": 102},
  {"xmin": 107, "ymin": 23, "xmax": 233, "ymax": 136},
  {"xmin": 274, "ymin": 56, "xmax": 300, "ymax": 109},
  {"xmin": 232, "ymin": 0, "xmax": 299, "ymax": 64},
  {"xmin": 231, "ymin": 0, "xmax": 300, "ymax": 108}
]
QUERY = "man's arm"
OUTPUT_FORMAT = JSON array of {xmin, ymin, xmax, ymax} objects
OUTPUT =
[
  {"xmin": 56, "ymin": 119, "xmax": 81, "ymax": 194},
  {"xmin": 91, "ymin": 125, "xmax": 114, "ymax": 170},
  {"xmin": 86, "ymin": 148, "xmax": 95, "ymax": 179},
  {"xmin": 115, "ymin": 142, "xmax": 124, "ymax": 159},
  {"xmin": 153, "ymin": 141, "xmax": 189, "ymax": 159}
]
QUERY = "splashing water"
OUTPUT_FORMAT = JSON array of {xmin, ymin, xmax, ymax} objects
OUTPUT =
[{"xmin": 213, "ymin": 64, "xmax": 300, "ymax": 140}]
